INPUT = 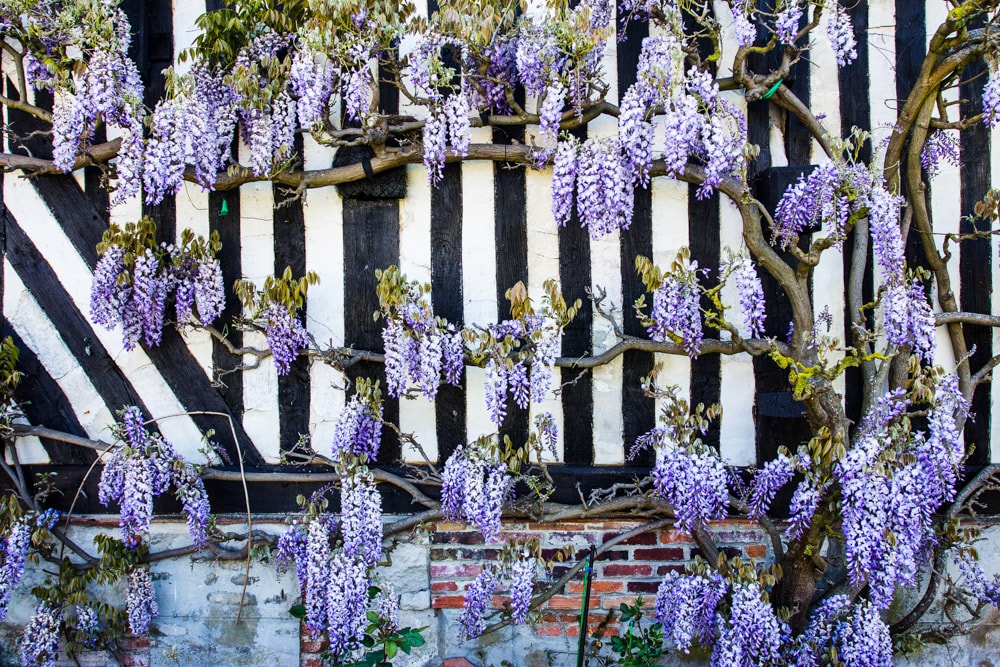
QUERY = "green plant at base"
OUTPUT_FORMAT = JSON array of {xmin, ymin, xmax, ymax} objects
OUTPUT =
[{"xmin": 609, "ymin": 599, "xmax": 665, "ymax": 667}]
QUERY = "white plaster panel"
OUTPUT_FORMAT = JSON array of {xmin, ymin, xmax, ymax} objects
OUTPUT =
[
  {"xmin": 303, "ymin": 135, "xmax": 347, "ymax": 449},
  {"xmin": 650, "ymin": 177, "xmax": 691, "ymax": 415},
  {"xmin": 398, "ymin": 164, "xmax": 438, "ymax": 462},
  {"xmin": 526, "ymin": 167, "xmax": 564, "ymax": 460},
  {"xmin": 238, "ymin": 174, "xmax": 281, "ymax": 462}
]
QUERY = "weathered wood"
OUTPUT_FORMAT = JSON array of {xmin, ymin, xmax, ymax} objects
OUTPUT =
[
  {"xmin": 617, "ymin": 3, "xmax": 656, "ymax": 466},
  {"xmin": 960, "ymin": 50, "xmax": 992, "ymax": 465},
  {"xmin": 343, "ymin": 198, "xmax": 401, "ymax": 464},
  {"xmin": 431, "ymin": 161, "xmax": 466, "ymax": 462},
  {"xmin": 493, "ymin": 112, "xmax": 530, "ymax": 448},
  {"xmin": 274, "ymin": 178, "xmax": 312, "ymax": 454},
  {"xmin": 688, "ymin": 185, "xmax": 722, "ymax": 451},
  {"xmin": 838, "ymin": 0, "xmax": 872, "ymax": 428},
  {"xmin": 559, "ymin": 126, "xmax": 594, "ymax": 466},
  {"xmin": 6, "ymin": 325, "xmax": 96, "ymax": 464},
  {"xmin": 896, "ymin": 0, "xmax": 930, "ymax": 275},
  {"xmin": 26, "ymin": 174, "xmax": 265, "ymax": 466},
  {"xmin": 208, "ymin": 188, "xmax": 244, "ymax": 425}
]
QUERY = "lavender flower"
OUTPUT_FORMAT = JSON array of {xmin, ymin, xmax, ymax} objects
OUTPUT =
[
  {"xmin": 485, "ymin": 359, "xmax": 509, "ymax": 427},
  {"xmin": 131, "ymin": 249, "xmax": 170, "ymax": 349},
  {"xmin": 126, "ymin": 568, "xmax": 157, "ymax": 635},
  {"xmin": 331, "ymin": 393, "xmax": 383, "ymax": 461},
  {"xmin": 75, "ymin": 605, "xmax": 99, "ymax": 647},
  {"xmin": 867, "ymin": 186, "xmax": 906, "ymax": 281},
  {"xmin": 460, "ymin": 567, "xmax": 499, "ymax": 639},
  {"xmin": 882, "ymin": 278, "xmax": 936, "ymax": 362},
  {"xmin": 956, "ymin": 549, "xmax": 1000, "ymax": 607},
  {"xmin": 711, "ymin": 583, "xmax": 788, "ymax": 667},
  {"xmin": 773, "ymin": 162, "xmax": 841, "ymax": 248},
  {"xmin": 0, "ymin": 520, "xmax": 32, "ymax": 621},
  {"xmin": 508, "ymin": 557, "xmax": 536, "ymax": 625},
  {"xmin": 552, "ymin": 137, "xmax": 579, "ymax": 227},
  {"xmin": 373, "ymin": 582, "xmax": 400, "ymax": 634},
  {"xmin": 120, "ymin": 456, "xmax": 153, "ymax": 548},
  {"xmin": 921, "ymin": 130, "xmax": 961, "ymax": 178},
  {"xmin": 423, "ymin": 107, "xmax": 448, "ymax": 185},
  {"xmin": 785, "ymin": 479, "xmax": 822, "ymax": 541},
  {"xmin": 441, "ymin": 447, "xmax": 511, "ymax": 542},
  {"xmin": 774, "ymin": 1, "xmax": 803, "ymax": 44},
  {"xmin": 339, "ymin": 470, "xmax": 382, "ymax": 567},
  {"xmin": 325, "ymin": 553, "xmax": 368, "ymax": 659},
  {"xmin": 747, "ymin": 454, "xmax": 794, "ymax": 520},
  {"xmin": 539, "ymin": 80, "xmax": 566, "ymax": 145},
  {"xmin": 441, "ymin": 446, "xmax": 469, "ymax": 520},
  {"xmin": 534, "ymin": 412, "xmax": 559, "ymax": 459},
  {"xmin": 834, "ymin": 599, "xmax": 892, "ymax": 667},
  {"xmin": 264, "ymin": 303, "xmax": 310, "ymax": 375},
  {"xmin": 984, "ymin": 72, "xmax": 1000, "ymax": 128},
  {"xmin": 20, "ymin": 604, "xmax": 62, "ymax": 667},
  {"xmin": 654, "ymin": 571, "xmax": 727, "ymax": 652},
  {"xmin": 91, "ymin": 246, "xmax": 128, "ymax": 328},
  {"xmin": 305, "ymin": 517, "xmax": 331, "ymax": 636},
  {"xmin": 175, "ymin": 465, "xmax": 211, "ymax": 548},
  {"xmin": 575, "ymin": 137, "xmax": 634, "ymax": 239},
  {"xmin": 194, "ymin": 259, "xmax": 225, "ymax": 325},
  {"xmin": 729, "ymin": 1, "xmax": 756, "ymax": 49},
  {"xmin": 651, "ymin": 443, "xmax": 729, "ymax": 535},
  {"xmin": 728, "ymin": 257, "xmax": 766, "ymax": 338},
  {"xmin": 647, "ymin": 270, "xmax": 703, "ymax": 358},
  {"xmin": 826, "ymin": 2, "xmax": 858, "ymax": 66}
]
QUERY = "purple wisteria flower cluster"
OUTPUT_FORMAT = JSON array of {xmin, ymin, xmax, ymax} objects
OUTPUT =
[
  {"xmin": 279, "ymin": 509, "xmax": 375, "ymax": 658},
  {"xmin": 379, "ymin": 269, "xmax": 465, "ymax": 400},
  {"xmin": 98, "ymin": 406, "xmax": 211, "ymax": 549},
  {"xmin": 477, "ymin": 315, "xmax": 561, "ymax": 428},
  {"xmin": 0, "ymin": 519, "xmax": 32, "ymax": 622},
  {"xmin": 126, "ymin": 567, "xmax": 157, "ymax": 636},
  {"xmin": 552, "ymin": 136, "xmax": 635, "ymax": 239},
  {"xmin": 921, "ymin": 129, "xmax": 962, "ymax": 178},
  {"xmin": 644, "ymin": 262, "xmax": 704, "ymax": 357},
  {"xmin": 791, "ymin": 595, "xmax": 892, "ymax": 667},
  {"xmin": 91, "ymin": 226, "xmax": 225, "ymax": 351},
  {"xmin": 712, "ymin": 582, "xmax": 789, "ymax": 667},
  {"xmin": 19, "ymin": 603, "xmax": 62, "ymax": 667},
  {"xmin": 330, "ymin": 382, "xmax": 383, "ymax": 461},
  {"xmin": 835, "ymin": 377, "xmax": 969, "ymax": 608},
  {"xmin": 339, "ymin": 469, "xmax": 383, "ymax": 567},
  {"xmin": 649, "ymin": 439, "xmax": 729, "ymax": 535},
  {"xmin": 459, "ymin": 567, "xmax": 499, "ymax": 639},
  {"xmin": 772, "ymin": 157, "xmax": 934, "ymax": 357},
  {"xmin": 263, "ymin": 303, "xmax": 311, "ymax": 376},
  {"xmin": 441, "ymin": 445, "xmax": 512, "ymax": 542},
  {"xmin": 654, "ymin": 571, "xmax": 727, "ymax": 652},
  {"xmin": 722, "ymin": 255, "xmax": 766, "ymax": 339},
  {"xmin": 617, "ymin": 35, "xmax": 747, "ymax": 199},
  {"xmin": 24, "ymin": 6, "xmax": 148, "ymax": 204}
]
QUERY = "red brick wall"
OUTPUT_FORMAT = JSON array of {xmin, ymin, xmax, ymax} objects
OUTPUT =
[{"xmin": 427, "ymin": 519, "xmax": 769, "ymax": 641}]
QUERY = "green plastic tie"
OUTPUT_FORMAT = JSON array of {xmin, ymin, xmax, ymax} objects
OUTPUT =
[
  {"xmin": 762, "ymin": 78, "xmax": 784, "ymax": 100},
  {"xmin": 220, "ymin": 199, "xmax": 229, "ymax": 216}
]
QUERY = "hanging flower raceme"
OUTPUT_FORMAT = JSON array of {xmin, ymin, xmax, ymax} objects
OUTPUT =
[
  {"xmin": 654, "ymin": 571, "xmax": 728, "ymax": 652},
  {"xmin": 835, "ymin": 378, "xmax": 968, "ymax": 608},
  {"xmin": 339, "ymin": 468, "xmax": 383, "ymax": 567},
  {"xmin": 638, "ymin": 255, "xmax": 705, "ymax": 358},
  {"xmin": 882, "ymin": 277, "xmax": 937, "ymax": 362},
  {"xmin": 331, "ymin": 378, "xmax": 383, "ymax": 461},
  {"xmin": 90, "ymin": 220, "xmax": 226, "ymax": 351},
  {"xmin": 459, "ymin": 567, "xmax": 499, "ymax": 639},
  {"xmin": 615, "ymin": 35, "xmax": 747, "ymax": 200},
  {"xmin": 13, "ymin": 3, "xmax": 148, "ymax": 202},
  {"xmin": 722, "ymin": 254, "xmax": 767, "ymax": 339},
  {"xmin": 441, "ymin": 444, "xmax": 512, "ymax": 542},
  {"xmin": 98, "ymin": 406, "xmax": 211, "ymax": 549},
  {"xmin": 791, "ymin": 595, "xmax": 892, "ymax": 667},
  {"xmin": 0, "ymin": 510, "xmax": 58, "ymax": 623},
  {"xmin": 826, "ymin": 2, "xmax": 858, "ymax": 66},
  {"xmin": 234, "ymin": 268, "xmax": 318, "ymax": 375},
  {"xmin": 377, "ymin": 267, "xmax": 465, "ymax": 400},
  {"xmin": 711, "ymin": 582, "xmax": 789, "ymax": 667},
  {"xmin": 126, "ymin": 567, "xmax": 157, "ymax": 636},
  {"xmin": 19, "ymin": 603, "xmax": 62, "ymax": 667}
]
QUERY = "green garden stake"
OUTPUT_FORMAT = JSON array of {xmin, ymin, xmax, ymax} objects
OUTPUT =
[
  {"xmin": 576, "ymin": 546, "xmax": 597, "ymax": 667},
  {"xmin": 219, "ymin": 198, "xmax": 229, "ymax": 216}
]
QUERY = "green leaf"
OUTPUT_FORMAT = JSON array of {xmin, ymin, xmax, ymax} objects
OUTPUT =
[
  {"xmin": 386, "ymin": 641, "xmax": 398, "ymax": 659},
  {"xmin": 289, "ymin": 604, "xmax": 306, "ymax": 619}
]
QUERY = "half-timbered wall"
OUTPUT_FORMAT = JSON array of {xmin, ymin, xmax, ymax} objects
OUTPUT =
[{"xmin": 3, "ymin": 0, "xmax": 999, "ymax": 494}]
